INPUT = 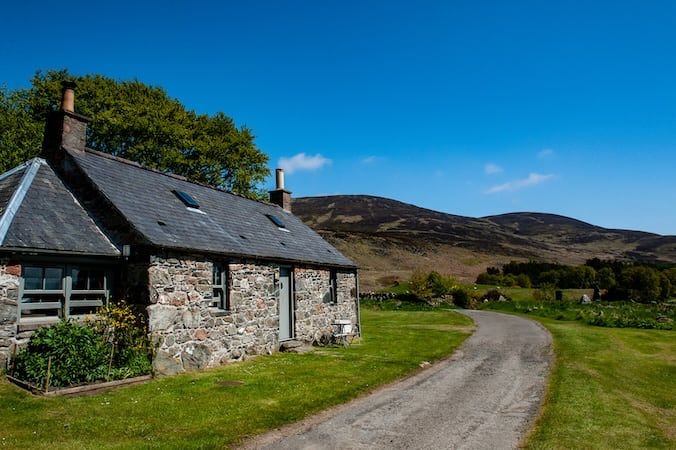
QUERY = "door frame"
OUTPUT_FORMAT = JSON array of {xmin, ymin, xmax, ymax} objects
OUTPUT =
[{"xmin": 278, "ymin": 266, "xmax": 294, "ymax": 341}]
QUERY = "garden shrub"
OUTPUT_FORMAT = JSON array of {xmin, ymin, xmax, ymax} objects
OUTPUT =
[
  {"xmin": 13, "ymin": 300, "xmax": 152, "ymax": 389},
  {"xmin": 483, "ymin": 289, "xmax": 509, "ymax": 302},
  {"xmin": 533, "ymin": 284, "xmax": 556, "ymax": 302},
  {"xmin": 89, "ymin": 300, "xmax": 152, "ymax": 376},
  {"xmin": 451, "ymin": 288, "xmax": 470, "ymax": 308},
  {"xmin": 13, "ymin": 320, "xmax": 110, "ymax": 388}
]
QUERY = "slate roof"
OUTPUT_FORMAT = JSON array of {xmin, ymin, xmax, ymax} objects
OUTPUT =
[
  {"xmin": 67, "ymin": 149, "xmax": 356, "ymax": 268},
  {"xmin": 0, "ymin": 165, "xmax": 24, "ymax": 215},
  {"xmin": 0, "ymin": 159, "xmax": 120, "ymax": 256}
]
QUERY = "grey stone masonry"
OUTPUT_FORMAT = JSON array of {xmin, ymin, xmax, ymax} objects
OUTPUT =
[
  {"xmin": 148, "ymin": 255, "xmax": 282, "ymax": 375},
  {"xmin": 147, "ymin": 253, "xmax": 358, "ymax": 375},
  {"xmin": 294, "ymin": 268, "xmax": 358, "ymax": 345},
  {"xmin": 0, "ymin": 258, "xmax": 20, "ymax": 369}
]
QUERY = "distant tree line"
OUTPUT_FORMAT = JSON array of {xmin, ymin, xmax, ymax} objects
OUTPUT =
[{"xmin": 476, "ymin": 258, "xmax": 676, "ymax": 303}]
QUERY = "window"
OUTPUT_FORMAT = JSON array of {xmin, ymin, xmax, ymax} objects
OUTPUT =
[
  {"xmin": 19, "ymin": 265, "xmax": 111, "ymax": 322},
  {"xmin": 330, "ymin": 269, "xmax": 338, "ymax": 304},
  {"xmin": 265, "ymin": 214, "xmax": 286, "ymax": 229},
  {"xmin": 70, "ymin": 268, "xmax": 108, "ymax": 316},
  {"xmin": 211, "ymin": 263, "xmax": 230, "ymax": 311},
  {"xmin": 173, "ymin": 190, "xmax": 200, "ymax": 208},
  {"xmin": 20, "ymin": 267, "xmax": 64, "ymax": 319}
]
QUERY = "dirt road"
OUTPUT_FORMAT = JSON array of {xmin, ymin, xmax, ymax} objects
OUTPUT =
[{"xmin": 239, "ymin": 310, "xmax": 552, "ymax": 449}]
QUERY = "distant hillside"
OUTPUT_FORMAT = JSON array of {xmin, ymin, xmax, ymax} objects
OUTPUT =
[{"xmin": 293, "ymin": 195, "xmax": 676, "ymax": 291}]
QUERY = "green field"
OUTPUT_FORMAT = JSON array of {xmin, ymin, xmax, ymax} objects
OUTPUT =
[
  {"xmin": 0, "ymin": 308, "xmax": 472, "ymax": 449},
  {"xmin": 526, "ymin": 319, "xmax": 675, "ymax": 449},
  {"xmin": 2, "ymin": 299, "xmax": 673, "ymax": 449}
]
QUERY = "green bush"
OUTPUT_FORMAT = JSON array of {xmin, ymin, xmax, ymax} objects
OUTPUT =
[
  {"xmin": 451, "ymin": 288, "xmax": 470, "ymax": 308},
  {"xmin": 89, "ymin": 300, "xmax": 152, "ymax": 375},
  {"xmin": 13, "ymin": 300, "xmax": 153, "ymax": 389},
  {"xmin": 13, "ymin": 320, "xmax": 110, "ymax": 388}
]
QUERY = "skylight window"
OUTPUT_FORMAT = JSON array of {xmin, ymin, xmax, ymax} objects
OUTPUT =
[
  {"xmin": 173, "ymin": 190, "xmax": 199, "ymax": 208},
  {"xmin": 266, "ymin": 214, "xmax": 286, "ymax": 229}
]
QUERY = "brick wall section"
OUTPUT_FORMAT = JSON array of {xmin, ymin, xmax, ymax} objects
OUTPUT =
[
  {"xmin": 146, "ymin": 253, "xmax": 358, "ymax": 375},
  {"xmin": 0, "ymin": 258, "xmax": 20, "ymax": 369},
  {"xmin": 294, "ymin": 269, "xmax": 358, "ymax": 344}
]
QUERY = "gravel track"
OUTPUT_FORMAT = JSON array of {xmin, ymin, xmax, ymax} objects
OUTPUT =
[{"xmin": 239, "ymin": 310, "xmax": 552, "ymax": 450}]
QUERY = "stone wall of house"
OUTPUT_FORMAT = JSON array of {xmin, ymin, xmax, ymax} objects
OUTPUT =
[
  {"xmin": 145, "ymin": 253, "xmax": 359, "ymax": 376},
  {"xmin": 0, "ymin": 258, "xmax": 20, "ymax": 370},
  {"xmin": 0, "ymin": 252, "xmax": 359, "ymax": 374},
  {"xmin": 294, "ymin": 269, "xmax": 359, "ymax": 344},
  {"xmin": 146, "ymin": 254, "xmax": 280, "ymax": 375}
]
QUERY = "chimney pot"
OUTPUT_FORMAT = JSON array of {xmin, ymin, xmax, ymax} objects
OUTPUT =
[
  {"xmin": 61, "ymin": 80, "xmax": 77, "ymax": 112},
  {"xmin": 42, "ymin": 81, "xmax": 89, "ymax": 159},
  {"xmin": 269, "ymin": 168, "xmax": 292, "ymax": 212},
  {"xmin": 276, "ymin": 168, "xmax": 285, "ymax": 190}
]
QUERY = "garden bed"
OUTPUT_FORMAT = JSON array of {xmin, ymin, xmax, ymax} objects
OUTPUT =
[{"xmin": 6, "ymin": 373, "xmax": 152, "ymax": 397}]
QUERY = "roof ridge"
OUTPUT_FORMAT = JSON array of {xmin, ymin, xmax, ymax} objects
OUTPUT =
[
  {"xmin": 0, "ymin": 158, "xmax": 41, "ymax": 182},
  {"xmin": 0, "ymin": 158, "xmax": 45, "ymax": 245},
  {"xmin": 80, "ymin": 147, "xmax": 276, "ymax": 207}
]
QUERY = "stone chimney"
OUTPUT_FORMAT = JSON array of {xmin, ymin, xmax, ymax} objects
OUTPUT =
[
  {"xmin": 42, "ymin": 80, "xmax": 90, "ymax": 160},
  {"xmin": 269, "ymin": 168, "xmax": 292, "ymax": 212}
]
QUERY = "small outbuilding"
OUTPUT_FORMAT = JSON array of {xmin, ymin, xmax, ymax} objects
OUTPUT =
[{"xmin": 0, "ymin": 82, "xmax": 359, "ymax": 375}]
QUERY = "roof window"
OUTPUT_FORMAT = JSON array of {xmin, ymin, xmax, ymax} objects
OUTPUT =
[
  {"xmin": 266, "ymin": 214, "xmax": 286, "ymax": 229},
  {"xmin": 173, "ymin": 190, "xmax": 199, "ymax": 208}
]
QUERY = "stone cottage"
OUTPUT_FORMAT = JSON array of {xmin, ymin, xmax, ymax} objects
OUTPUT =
[{"xmin": 0, "ymin": 82, "xmax": 359, "ymax": 375}]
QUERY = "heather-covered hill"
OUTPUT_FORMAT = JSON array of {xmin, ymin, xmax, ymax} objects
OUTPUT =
[{"xmin": 293, "ymin": 195, "xmax": 676, "ymax": 291}]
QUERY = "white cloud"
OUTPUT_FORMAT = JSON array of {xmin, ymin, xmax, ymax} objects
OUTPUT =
[
  {"xmin": 361, "ymin": 155, "xmax": 382, "ymax": 164},
  {"xmin": 278, "ymin": 153, "xmax": 332, "ymax": 174},
  {"xmin": 538, "ymin": 148, "xmax": 555, "ymax": 159},
  {"xmin": 486, "ymin": 173, "xmax": 554, "ymax": 194},
  {"xmin": 485, "ymin": 163, "xmax": 503, "ymax": 175}
]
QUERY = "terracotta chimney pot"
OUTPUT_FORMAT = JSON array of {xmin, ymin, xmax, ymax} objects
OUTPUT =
[{"xmin": 61, "ymin": 80, "xmax": 77, "ymax": 112}]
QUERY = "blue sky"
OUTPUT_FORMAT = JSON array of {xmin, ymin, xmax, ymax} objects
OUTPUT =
[{"xmin": 3, "ymin": 1, "xmax": 675, "ymax": 235}]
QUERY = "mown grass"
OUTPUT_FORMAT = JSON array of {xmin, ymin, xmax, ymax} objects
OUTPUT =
[
  {"xmin": 0, "ymin": 308, "xmax": 473, "ymax": 449},
  {"xmin": 525, "ymin": 319, "xmax": 675, "ymax": 449},
  {"xmin": 472, "ymin": 287, "xmax": 675, "ymax": 447}
]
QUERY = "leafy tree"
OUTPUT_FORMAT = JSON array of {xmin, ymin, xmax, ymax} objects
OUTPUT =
[
  {"xmin": 1, "ymin": 70, "xmax": 269, "ymax": 198},
  {"xmin": 658, "ymin": 272, "xmax": 671, "ymax": 300},
  {"xmin": 538, "ymin": 270, "xmax": 561, "ymax": 288},
  {"xmin": 516, "ymin": 273, "xmax": 532, "ymax": 288},
  {"xmin": 619, "ymin": 266, "xmax": 662, "ymax": 303},
  {"xmin": 486, "ymin": 266, "xmax": 500, "ymax": 275},
  {"xmin": 502, "ymin": 273, "xmax": 517, "ymax": 287},
  {"xmin": 503, "ymin": 260, "xmax": 562, "ymax": 281},
  {"xmin": 664, "ymin": 267, "xmax": 676, "ymax": 297},
  {"xmin": 559, "ymin": 266, "xmax": 597, "ymax": 289},
  {"xmin": 0, "ymin": 86, "xmax": 44, "ymax": 169},
  {"xmin": 451, "ymin": 287, "xmax": 470, "ymax": 308},
  {"xmin": 597, "ymin": 267, "xmax": 617, "ymax": 290},
  {"xmin": 409, "ymin": 270, "xmax": 432, "ymax": 300},
  {"xmin": 409, "ymin": 270, "xmax": 458, "ymax": 300},
  {"xmin": 476, "ymin": 272, "xmax": 502, "ymax": 285},
  {"xmin": 427, "ymin": 271, "xmax": 457, "ymax": 297}
]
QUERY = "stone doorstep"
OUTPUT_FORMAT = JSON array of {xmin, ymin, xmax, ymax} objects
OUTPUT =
[
  {"xmin": 6, "ymin": 374, "xmax": 153, "ymax": 397},
  {"xmin": 279, "ymin": 340, "xmax": 313, "ymax": 354}
]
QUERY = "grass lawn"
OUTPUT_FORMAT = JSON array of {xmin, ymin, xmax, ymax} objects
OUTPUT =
[
  {"xmin": 0, "ymin": 308, "xmax": 473, "ymax": 449},
  {"xmin": 525, "ymin": 318, "xmax": 675, "ymax": 449}
]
